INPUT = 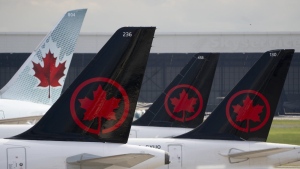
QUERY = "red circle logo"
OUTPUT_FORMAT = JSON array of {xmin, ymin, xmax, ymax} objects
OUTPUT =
[
  {"xmin": 226, "ymin": 90, "xmax": 270, "ymax": 132},
  {"xmin": 164, "ymin": 84, "xmax": 203, "ymax": 122},
  {"xmin": 70, "ymin": 77, "xmax": 129, "ymax": 135}
]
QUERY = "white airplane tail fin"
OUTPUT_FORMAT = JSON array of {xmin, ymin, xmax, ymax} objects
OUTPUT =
[{"xmin": 0, "ymin": 9, "xmax": 86, "ymax": 105}]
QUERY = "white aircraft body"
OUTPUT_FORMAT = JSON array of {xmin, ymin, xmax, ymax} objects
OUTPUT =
[
  {"xmin": 0, "ymin": 125, "xmax": 191, "ymax": 139},
  {"xmin": 0, "ymin": 99, "xmax": 47, "ymax": 121},
  {"xmin": 0, "ymin": 125, "xmax": 32, "ymax": 137},
  {"xmin": 0, "ymin": 122, "xmax": 193, "ymax": 139},
  {"xmin": 0, "ymin": 139, "xmax": 167, "ymax": 169},
  {"xmin": 1, "ymin": 128, "xmax": 298, "ymax": 168},
  {"xmin": 129, "ymin": 126, "xmax": 191, "ymax": 138},
  {"xmin": 128, "ymin": 138, "xmax": 300, "ymax": 169},
  {"xmin": 0, "ymin": 9, "xmax": 86, "ymax": 122}
]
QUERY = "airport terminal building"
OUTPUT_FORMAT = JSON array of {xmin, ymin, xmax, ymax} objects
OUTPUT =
[{"xmin": 0, "ymin": 32, "xmax": 300, "ymax": 114}]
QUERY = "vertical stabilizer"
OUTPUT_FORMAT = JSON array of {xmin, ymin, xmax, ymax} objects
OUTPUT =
[
  {"xmin": 0, "ymin": 9, "xmax": 86, "ymax": 105},
  {"xmin": 133, "ymin": 53, "xmax": 219, "ymax": 128},
  {"xmin": 11, "ymin": 27, "xmax": 156, "ymax": 143},
  {"xmin": 177, "ymin": 49, "xmax": 294, "ymax": 141}
]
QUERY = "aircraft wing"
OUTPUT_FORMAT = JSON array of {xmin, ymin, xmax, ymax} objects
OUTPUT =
[
  {"xmin": 220, "ymin": 148, "xmax": 295, "ymax": 159},
  {"xmin": 0, "ymin": 115, "xmax": 42, "ymax": 124},
  {"xmin": 67, "ymin": 153, "xmax": 154, "ymax": 168}
]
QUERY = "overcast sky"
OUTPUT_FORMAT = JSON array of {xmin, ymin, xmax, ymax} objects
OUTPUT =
[{"xmin": 0, "ymin": 0, "xmax": 300, "ymax": 33}]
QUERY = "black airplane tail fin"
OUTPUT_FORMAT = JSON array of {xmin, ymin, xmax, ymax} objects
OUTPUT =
[
  {"xmin": 133, "ymin": 53, "xmax": 219, "ymax": 128},
  {"xmin": 177, "ymin": 49, "xmax": 294, "ymax": 141},
  {"xmin": 11, "ymin": 27, "xmax": 156, "ymax": 143}
]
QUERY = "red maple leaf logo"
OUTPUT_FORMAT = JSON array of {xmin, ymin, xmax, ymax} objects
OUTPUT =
[
  {"xmin": 170, "ymin": 89, "xmax": 197, "ymax": 121},
  {"xmin": 32, "ymin": 50, "xmax": 66, "ymax": 98},
  {"xmin": 232, "ymin": 95, "xmax": 264, "ymax": 122},
  {"xmin": 79, "ymin": 85, "xmax": 121, "ymax": 129}
]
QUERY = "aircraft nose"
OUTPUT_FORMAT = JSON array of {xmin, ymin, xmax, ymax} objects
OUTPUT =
[{"xmin": 165, "ymin": 152, "xmax": 170, "ymax": 164}]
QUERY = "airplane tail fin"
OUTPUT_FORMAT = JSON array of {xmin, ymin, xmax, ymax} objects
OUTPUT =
[
  {"xmin": 11, "ymin": 27, "xmax": 156, "ymax": 143},
  {"xmin": 177, "ymin": 49, "xmax": 294, "ymax": 141},
  {"xmin": 0, "ymin": 9, "xmax": 86, "ymax": 105},
  {"xmin": 133, "ymin": 53, "xmax": 219, "ymax": 128}
]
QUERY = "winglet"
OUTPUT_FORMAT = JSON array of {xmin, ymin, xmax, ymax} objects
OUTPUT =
[
  {"xmin": 66, "ymin": 153, "xmax": 154, "ymax": 168},
  {"xmin": 10, "ymin": 27, "xmax": 156, "ymax": 143},
  {"xmin": 0, "ymin": 9, "xmax": 86, "ymax": 105},
  {"xmin": 219, "ymin": 148, "xmax": 295, "ymax": 159}
]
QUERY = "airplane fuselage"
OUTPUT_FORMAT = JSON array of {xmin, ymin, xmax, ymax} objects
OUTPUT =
[
  {"xmin": 0, "ymin": 125, "xmax": 192, "ymax": 139},
  {"xmin": 0, "ymin": 129, "xmax": 300, "ymax": 169},
  {"xmin": 0, "ymin": 127, "xmax": 299, "ymax": 168},
  {"xmin": 128, "ymin": 138, "xmax": 300, "ymax": 169},
  {"xmin": 0, "ymin": 99, "xmax": 49, "ymax": 120},
  {"xmin": 2, "ymin": 127, "xmax": 299, "ymax": 168},
  {"xmin": 129, "ymin": 126, "xmax": 192, "ymax": 138},
  {"xmin": 0, "ymin": 139, "xmax": 167, "ymax": 169}
]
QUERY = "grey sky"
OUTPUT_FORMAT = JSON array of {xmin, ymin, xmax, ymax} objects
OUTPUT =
[{"xmin": 0, "ymin": 0, "xmax": 299, "ymax": 33}]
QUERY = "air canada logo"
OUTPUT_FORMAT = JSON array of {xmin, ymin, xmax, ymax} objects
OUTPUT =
[
  {"xmin": 226, "ymin": 90, "xmax": 270, "ymax": 132},
  {"xmin": 164, "ymin": 84, "xmax": 203, "ymax": 122},
  {"xmin": 70, "ymin": 77, "xmax": 129, "ymax": 135},
  {"xmin": 32, "ymin": 50, "xmax": 66, "ymax": 98}
]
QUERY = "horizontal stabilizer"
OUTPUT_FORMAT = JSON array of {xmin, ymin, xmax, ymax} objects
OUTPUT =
[
  {"xmin": 67, "ymin": 153, "xmax": 154, "ymax": 168},
  {"xmin": 0, "ymin": 115, "xmax": 42, "ymax": 124},
  {"xmin": 220, "ymin": 148, "xmax": 295, "ymax": 159},
  {"xmin": 278, "ymin": 161, "xmax": 300, "ymax": 167}
]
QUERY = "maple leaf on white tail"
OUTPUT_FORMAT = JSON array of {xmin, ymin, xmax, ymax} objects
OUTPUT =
[
  {"xmin": 32, "ymin": 50, "xmax": 66, "ymax": 98},
  {"xmin": 0, "ymin": 9, "xmax": 86, "ymax": 122}
]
